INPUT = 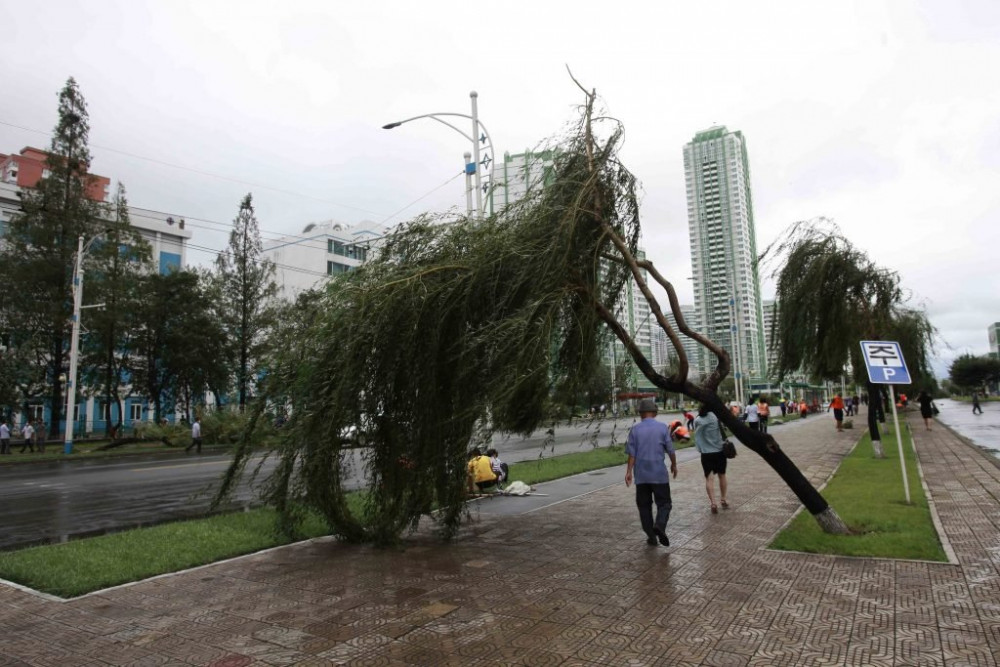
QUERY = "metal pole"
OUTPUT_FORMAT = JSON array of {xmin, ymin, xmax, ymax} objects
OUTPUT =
[
  {"xmin": 470, "ymin": 91, "xmax": 483, "ymax": 217},
  {"xmin": 64, "ymin": 235, "xmax": 85, "ymax": 454},
  {"xmin": 888, "ymin": 385, "xmax": 911, "ymax": 504},
  {"xmin": 464, "ymin": 151, "xmax": 473, "ymax": 217}
]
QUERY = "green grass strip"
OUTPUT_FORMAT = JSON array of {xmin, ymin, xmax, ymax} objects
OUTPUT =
[
  {"xmin": 0, "ymin": 443, "xmax": 639, "ymax": 597},
  {"xmin": 0, "ymin": 509, "xmax": 330, "ymax": 598},
  {"xmin": 769, "ymin": 424, "xmax": 947, "ymax": 561}
]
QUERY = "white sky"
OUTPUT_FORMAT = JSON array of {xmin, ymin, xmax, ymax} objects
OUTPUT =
[{"xmin": 3, "ymin": 0, "xmax": 998, "ymax": 377}]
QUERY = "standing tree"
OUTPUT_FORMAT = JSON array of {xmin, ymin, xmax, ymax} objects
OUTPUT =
[
  {"xmin": 132, "ymin": 271, "xmax": 225, "ymax": 423},
  {"xmin": 217, "ymin": 83, "xmax": 854, "ymax": 544},
  {"xmin": 80, "ymin": 183, "xmax": 152, "ymax": 435},
  {"xmin": 949, "ymin": 353, "xmax": 1000, "ymax": 394},
  {"xmin": 0, "ymin": 77, "xmax": 106, "ymax": 436},
  {"xmin": 765, "ymin": 219, "xmax": 936, "ymax": 457},
  {"xmin": 215, "ymin": 194, "xmax": 277, "ymax": 411}
]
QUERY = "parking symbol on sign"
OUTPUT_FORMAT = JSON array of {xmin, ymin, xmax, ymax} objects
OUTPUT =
[{"xmin": 860, "ymin": 340, "xmax": 911, "ymax": 384}]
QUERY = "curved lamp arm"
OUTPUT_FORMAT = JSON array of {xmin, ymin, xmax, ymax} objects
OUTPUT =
[{"xmin": 382, "ymin": 112, "xmax": 496, "ymax": 195}]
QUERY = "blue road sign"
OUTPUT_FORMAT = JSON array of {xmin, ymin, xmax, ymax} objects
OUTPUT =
[{"xmin": 860, "ymin": 340, "xmax": 912, "ymax": 384}]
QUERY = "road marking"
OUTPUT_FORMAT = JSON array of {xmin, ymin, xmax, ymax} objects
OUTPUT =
[{"xmin": 131, "ymin": 461, "xmax": 231, "ymax": 472}]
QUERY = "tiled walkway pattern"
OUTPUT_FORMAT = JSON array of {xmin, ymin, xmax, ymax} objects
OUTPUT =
[{"xmin": 1, "ymin": 414, "xmax": 999, "ymax": 665}]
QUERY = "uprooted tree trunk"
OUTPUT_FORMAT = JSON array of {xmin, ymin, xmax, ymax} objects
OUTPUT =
[{"xmin": 567, "ymin": 78, "xmax": 850, "ymax": 535}]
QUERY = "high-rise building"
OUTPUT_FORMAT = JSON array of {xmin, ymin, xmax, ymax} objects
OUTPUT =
[
  {"xmin": 684, "ymin": 126, "xmax": 768, "ymax": 397},
  {"xmin": 489, "ymin": 150, "xmax": 557, "ymax": 213},
  {"xmin": 989, "ymin": 323, "xmax": 1000, "ymax": 360}
]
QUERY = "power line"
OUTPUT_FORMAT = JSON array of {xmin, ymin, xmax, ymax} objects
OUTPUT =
[{"xmin": 0, "ymin": 118, "xmax": 385, "ymax": 217}]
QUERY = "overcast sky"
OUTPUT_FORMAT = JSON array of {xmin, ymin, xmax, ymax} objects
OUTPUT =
[{"xmin": 3, "ymin": 0, "xmax": 998, "ymax": 378}]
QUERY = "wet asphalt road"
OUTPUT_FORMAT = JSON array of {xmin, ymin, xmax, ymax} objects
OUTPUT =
[
  {"xmin": 0, "ymin": 413, "xmax": 681, "ymax": 550},
  {"xmin": 0, "ymin": 410, "xmax": 829, "ymax": 550},
  {"xmin": 933, "ymin": 397, "xmax": 1000, "ymax": 458}
]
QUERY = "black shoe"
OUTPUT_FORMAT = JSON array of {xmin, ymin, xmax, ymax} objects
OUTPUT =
[
  {"xmin": 646, "ymin": 535, "xmax": 657, "ymax": 546},
  {"xmin": 654, "ymin": 527, "xmax": 669, "ymax": 547}
]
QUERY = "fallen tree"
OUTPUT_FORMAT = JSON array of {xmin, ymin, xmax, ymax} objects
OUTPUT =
[{"xmin": 215, "ymin": 80, "xmax": 849, "ymax": 543}]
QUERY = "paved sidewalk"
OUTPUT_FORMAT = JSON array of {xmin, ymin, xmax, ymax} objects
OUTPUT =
[{"xmin": 1, "ymin": 413, "xmax": 999, "ymax": 665}]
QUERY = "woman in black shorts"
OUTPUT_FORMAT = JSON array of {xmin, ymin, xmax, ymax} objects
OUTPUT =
[{"xmin": 692, "ymin": 404, "xmax": 729, "ymax": 514}]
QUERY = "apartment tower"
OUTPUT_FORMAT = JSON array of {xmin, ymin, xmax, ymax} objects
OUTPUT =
[{"xmin": 683, "ymin": 126, "xmax": 767, "ymax": 396}]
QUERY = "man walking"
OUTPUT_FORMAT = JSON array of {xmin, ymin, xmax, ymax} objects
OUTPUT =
[
  {"xmin": 19, "ymin": 420, "xmax": 35, "ymax": 453},
  {"xmin": 625, "ymin": 398, "xmax": 677, "ymax": 547},
  {"xmin": 185, "ymin": 416, "xmax": 203, "ymax": 454},
  {"xmin": 973, "ymin": 393, "xmax": 983, "ymax": 415},
  {"xmin": 0, "ymin": 419, "xmax": 10, "ymax": 455}
]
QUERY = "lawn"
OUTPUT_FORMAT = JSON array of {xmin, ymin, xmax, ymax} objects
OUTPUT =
[
  {"xmin": 769, "ymin": 425, "xmax": 947, "ymax": 561},
  {"xmin": 0, "ymin": 443, "xmax": 637, "ymax": 598}
]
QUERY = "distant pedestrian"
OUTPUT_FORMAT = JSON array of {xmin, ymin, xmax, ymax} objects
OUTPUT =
[
  {"xmin": 829, "ymin": 393, "xmax": 845, "ymax": 432},
  {"xmin": 757, "ymin": 398, "xmax": 770, "ymax": 434},
  {"xmin": 35, "ymin": 419, "xmax": 47, "ymax": 454},
  {"xmin": 851, "ymin": 395, "xmax": 860, "ymax": 416},
  {"xmin": 799, "ymin": 400, "xmax": 809, "ymax": 419},
  {"xmin": 779, "ymin": 398, "xmax": 787, "ymax": 417},
  {"xmin": 684, "ymin": 410, "xmax": 695, "ymax": 431},
  {"xmin": 185, "ymin": 417, "xmax": 203, "ymax": 454},
  {"xmin": 917, "ymin": 391, "xmax": 935, "ymax": 431},
  {"xmin": 19, "ymin": 420, "xmax": 35, "ymax": 453},
  {"xmin": 625, "ymin": 398, "xmax": 676, "ymax": 547},
  {"xmin": 845, "ymin": 397, "xmax": 854, "ymax": 417},
  {"xmin": 693, "ymin": 403, "xmax": 729, "ymax": 514},
  {"xmin": 972, "ymin": 393, "xmax": 983, "ymax": 415},
  {"xmin": 744, "ymin": 399, "xmax": 760, "ymax": 431},
  {"xmin": 0, "ymin": 419, "xmax": 10, "ymax": 455}
]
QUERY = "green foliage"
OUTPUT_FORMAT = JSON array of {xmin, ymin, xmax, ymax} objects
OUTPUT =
[
  {"xmin": 219, "ymin": 100, "xmax": 640, "ymax": 544},
  {"xmin": 80, "ymin": 183, "xmax": 152, "ymax": 433},
  {"xmin": 765, "ymin": 219, "xmax": 936, "ymax": 388},
  {"xmin": 131, "ymin": 271, "xmax": 228, "ymax": 422},
  {"xmin": 0, "ymin": 78, "xmax": 107, "ymax": 432},
  {"xmin": 770, "ymin": 429, "xmax": 946, "ymax": 561},
  {"xmin": 214, "ymin": 194, "xmax": 278, "ymax": 410},
  {"xmin": 949, "ymin": 353, "xmax": 1000, "ymax": 392}
]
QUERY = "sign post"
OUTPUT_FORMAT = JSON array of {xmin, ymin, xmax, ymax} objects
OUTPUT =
[{"xmin": 860, "ymin": 340, "xmax": 912, "ymax": 504}]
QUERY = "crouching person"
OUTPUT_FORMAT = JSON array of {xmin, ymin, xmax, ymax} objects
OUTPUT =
[{"xmin": 467, "ymin": 448, "xmax": 498, "ymax": 494}]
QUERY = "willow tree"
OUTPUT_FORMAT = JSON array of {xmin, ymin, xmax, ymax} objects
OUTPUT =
[
  {"xmin": 765, "ymin": 218, "xmax": 936, "ymax": 457},
  {"xmin": 218, "ymin": 83, "xmax": 849, "ymax": 543}
]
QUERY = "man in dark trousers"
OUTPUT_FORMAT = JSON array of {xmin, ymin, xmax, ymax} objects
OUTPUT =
[
  {"xmin": 185, "ymin": 416, "xmax": 203, "ymax": 454},
  {"xmin": 625, "ymin": 398, "xmax": 677, "ymax": 547}
]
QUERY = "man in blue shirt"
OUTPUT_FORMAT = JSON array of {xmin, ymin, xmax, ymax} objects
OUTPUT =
[{"xmin": 625, "ymin": 398, "xmax": 677, "ymax": 546}]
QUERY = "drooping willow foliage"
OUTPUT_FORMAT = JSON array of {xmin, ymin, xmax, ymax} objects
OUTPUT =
[
  {"xmin": 764, "ymin": 218, "xmax": 936, "ymax": 386},
  {"xmin": 215, "ymin": 91, "xmax": 640, "ymax": 544}
]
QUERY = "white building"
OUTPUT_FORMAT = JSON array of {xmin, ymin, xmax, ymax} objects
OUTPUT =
[
  {"xmin": 263, "ymin": 220, "xmax": 385, "ymax": 301},
  {"xmin": 684, "ymin": 126, "xmax": 768, "ymax": 394}
]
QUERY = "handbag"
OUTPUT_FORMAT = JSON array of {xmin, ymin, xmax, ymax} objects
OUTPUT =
[{"xmin": 722, "ymin": 440, "xmax": 737, "ymax": 459}]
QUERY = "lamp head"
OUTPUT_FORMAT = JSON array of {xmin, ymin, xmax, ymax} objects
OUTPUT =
[{"xmin": 382, "ymin": 122, "xmax": 402, "ymax": 130}]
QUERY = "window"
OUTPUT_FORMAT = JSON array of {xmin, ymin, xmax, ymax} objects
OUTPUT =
[
  {"xmin": 327, "ymin": 261, "xmax": 352, "ymax": 275},
  {"xmin": 331, "ymin": 241, "xmax": 346, "ymax": 256},
  {"xmin": 130, "ymin": 403, "xmax": 144, "ymax": 421},
  {"xmin": 27, "ymin": 405, "xmax": 43, "ymax": 422}
]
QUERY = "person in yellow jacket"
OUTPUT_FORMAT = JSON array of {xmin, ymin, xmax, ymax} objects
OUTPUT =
[{"xmin": 467, "ymin": 448, "xmax": 498, "ymax": 493}]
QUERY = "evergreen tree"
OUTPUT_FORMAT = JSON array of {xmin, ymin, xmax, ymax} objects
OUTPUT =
[
  {"xmin": 79, "ymin": 183, "xmax": 152, "ymax": 435},
  {"xmin": 0, "ymin": 77, "xmax": 107, "ymax": 436},
  {"xmin": 215, "ymin": 194, "xmax": 277, "ymax": 410}
]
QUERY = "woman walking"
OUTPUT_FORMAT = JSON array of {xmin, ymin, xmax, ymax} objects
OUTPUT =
[
  {"xmin": 917, "ymin": 390, "xmax": 935, "ymax": 430},
  {"xmin": 693, "ymin": 404, "xmax": 729, "ymax": 514}
]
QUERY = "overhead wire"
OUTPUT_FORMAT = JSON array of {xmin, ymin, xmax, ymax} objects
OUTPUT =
[{"xmin": 2, "ymin": 118, "xmax": 472, "ymax": 268}]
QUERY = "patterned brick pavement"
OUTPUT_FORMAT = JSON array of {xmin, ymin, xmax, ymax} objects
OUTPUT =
[{"xmin": 2, "ymin": 413, "xmax": 999, "ymax": 665}]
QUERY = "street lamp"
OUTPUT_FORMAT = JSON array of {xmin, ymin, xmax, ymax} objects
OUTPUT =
[
  {"xmin": 64, "ymin": 234, "xmax": 105, "ymax": 453},
  {"xmin": 382, "ymin": 91, "xmax": 496, "ymax": 218}
]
